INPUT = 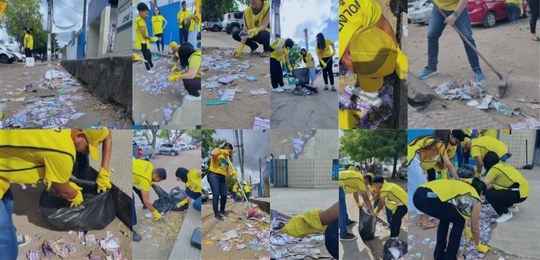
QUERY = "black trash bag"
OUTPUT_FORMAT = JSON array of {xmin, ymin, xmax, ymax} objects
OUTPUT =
[
  {"xmin": 383, "ymin": 238, "xmax": 408, "ymax": 260},
  {"xmin": 152, "ymin": 185, "xmax": 188, "ymax": 213},
  {"xmin": 457, "ymin": 164, "xmax": 476, "ymax": 178},
  {"xmin": 358, "ymin": 207, "xmax": 376, "ymax": 241},
  {"xmin": 292, "ymin": 68, "xmax": 310, "ymax": 86},
  {"xmin": 39, "ymin": 179, "xmax": 115, "ymax": 231}
]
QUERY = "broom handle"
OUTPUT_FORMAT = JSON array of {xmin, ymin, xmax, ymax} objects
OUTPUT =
[
  {"xmin": 226, "ymin": 157, "xmax": 251, "ymax": 206},
  {"xmin": 526, "ymin": 139, "xmax": 529, "ymax": 164}
]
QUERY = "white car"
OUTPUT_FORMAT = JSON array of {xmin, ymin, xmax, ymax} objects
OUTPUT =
[
  {"xmin": 409, "ymin": 0, "xmax": 433, "ymax": 25},
  {"xmin": 222, "ymin": 11, "xmax": 244, "ymax": 34},
  {"xmin": 0, "ymin": 46, "xmax": 18, "ymax": 64},
  {"xmin": 332, "ymin": 56, "xmax": 339, "ymax": 76}
]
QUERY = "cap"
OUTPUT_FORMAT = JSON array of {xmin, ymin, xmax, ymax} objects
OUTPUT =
[
  {"xmin": 82, "ymin": 130, "xmax": 110, "ymax": 160},
  {"xmin": 170, "ymin": 41, "xmax": 178, "ymax": 50}
]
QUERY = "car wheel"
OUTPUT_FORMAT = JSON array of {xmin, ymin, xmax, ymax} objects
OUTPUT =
[
  {"xmin": 483, "ymin": 11, "xmax": 496, "ymax": 27},
  {"xmin": 231, "ymin": 25, "xmax": 239, "ymax": 34},
  {"xmin": 0, "ymin": 54, "xmax": 9, "ymax": 64},
  {"xmin": 170, "ymin": 151, "xmax": 174, "ymax": 156},
  {"xmin": 213, "ymin": 25, "xmax": 219, "ymax": 32}
]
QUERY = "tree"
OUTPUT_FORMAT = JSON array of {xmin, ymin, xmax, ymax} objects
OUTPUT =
[
  {"xmin": 157, "ymin": 129, "xmax": 185, "ymax": 144},
  {"xmin": 202, "ymin": 0, "xmax": 240, "ymax": 21},
  {"xmin": 340, "ymin": 130, "xmax": 407, "ymax": 178},
  {"xmin": 3, "ymin": 0, "xmax": 44, "ymax": 51},
  {"xmin": 142, "ymin": 128, "xmax": 159, "ymax": 156}
]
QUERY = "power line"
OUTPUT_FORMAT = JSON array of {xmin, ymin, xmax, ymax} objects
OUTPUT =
[{"xmin": 55, "ymin": 0, "xmax": 83, "ymax": 13}]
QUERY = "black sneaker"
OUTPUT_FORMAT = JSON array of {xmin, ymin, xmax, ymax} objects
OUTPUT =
[
  {"xmin": 132, "ymin": 231, "xmax": 142, "ymax": 242},
  {"xmin": 219, "ymin": 211, "xmax": 229, "ymax": 217},
  {"xmin": 215, "ymin": 214, "xmax": 224, "ymax": 221},
  {"xmin": 347, "ymin": 220, "xmax": 357, "ymax": 226},
  {"xmin": 340, "ymin": 233, "xmax": 357, "ymax": 241}
]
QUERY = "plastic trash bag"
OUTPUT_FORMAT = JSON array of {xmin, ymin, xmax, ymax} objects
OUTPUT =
[
  {"xmin": 457, "ymin": 164, "xmax": 476, "ymax": 178},
  {"xmin": 39, "ymin": 179, "xmax": 115, "ymax": 231},
  {"xmin": 292, "ymin": 68, "xmax": 310, "ymax": 86},
  {"xmin": 358, "ymin": 207, "xmax": 376, "ymax": 240},
  {"xmin": 152, "ymin": 185, "xmax": 188, "ymax": 213},
  {"xmin": 383, "ymin": 238, "xmax": 408, "ymax": 260}
]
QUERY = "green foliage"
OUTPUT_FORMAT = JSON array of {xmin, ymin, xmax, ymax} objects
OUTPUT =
[
  {"xmin": 3, "ymin": 0, "xmax": 43, "ymax": 51},
  {"xmin": 202, "ymin": 0, "xmax": 240, "ymax": 21}
]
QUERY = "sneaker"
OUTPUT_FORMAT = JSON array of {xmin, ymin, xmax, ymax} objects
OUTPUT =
[
  {"xmin": 215, "ymin": 214, "xmax": 224, "ymax": 221},
  {"xmin": 220, "ymin": 211, "xmax": 229, "ymax": 217},
  {"xmin": 272, "ymin": 87, "xmax": 284, "ymax": 93},
  {"xmin": 147, "ymin": 68, "xmax": 155, "ymax": 74},
  {"xmin": 324, "ymin": 86, "xmax": 329, "ymax": 91},
  {"xmin": 17, "ymin": 234, "xmax": 31, "ymax": 247},
  {"xmin": 184, "ymin": 95, "xmax": 201, "ymax": 101},
  {"xmin": 331, "ymin": 86, "xmax": 336, "ymax": 92},
  {"xmin": 132, "ymin": 231, "xmax": 142, "ymax": 242},
  {"xmin": 339, "ymin": 233, "xmax": 357, "ymax": 241},
  {"xmin": 474, "ymin": 70, "xmax": 485, "ymax": 81},
  {"xmin": 347, "ymin": 219, "xmax": 357, "ymax": 226},
  {"xmin": 418, "ymin": 67, "xmax": 438, "ymax": 79},
  {"xmin": 508, "ymin": 205, "xmax": 519, "ymax": 213},
  {"xmin": 496, "ymin": 212, "xmax": 513, "ymax": 223}
]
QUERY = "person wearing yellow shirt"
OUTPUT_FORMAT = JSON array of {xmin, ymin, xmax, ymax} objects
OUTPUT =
[
  {"xmin": 470, "ymin": 135, "xmax": 510, "ymax": 175},
  {"xmin": 132, "ymin": 159, "xmax": 167, "ymax": 242},
  {"xmin": 338, "ymin": 169, "xmax": 375, "ymax": 241},
  {"xmin": 243, "ymin": 181, "xmax": 251, "ymax": 199},
  {"xmin": 176, "ymin": 42, "xmax": 201, "ymax": 101},
  {"xmin": 414, "ymin": 179, "xmax": 489, "ymax": 259},
  {"xmin": 505, "ymin": 0, "xmax": 521, "ymax": 23},
  {"xmin": 208, "ymin": 143, "xmax": 236, "ymax": 221},
  {"xmin": 408, "ymin": 135, "xmax": 461, "ymax": 229},
  {"xmin": 371, "ymin": 177, "xmax": 407, "ymax": 239},
  {"xmin": 233, "ymin": 0, "xmax": 270, "ymax": 57},
  {"xmin": 72, "ymin": 130, "xmax": 113, "ymax": 194},
  {"xmin": 0, "ymin": 129, "xmax": 97, "ymax": 259},
  {"xmin": 169, "ymin": 41, "xmax": 180, "ymax": 63},
  {"xmin": 300, "ymin": 48, "xmax": 317, "ymax": 85},
  {"xmin": 481, "ymin": 152, "xmax": 528, "ymax": 223},
  {"xmin": 417, "ymin": 0, "xmax": 485, "ymax": 81},
  {"xmin": 427, "ymin": 130, "xmax": 466, "ymax": 181},
  {"xmin": 315, "ymin": 33, "xmax": 336, "ymax": 91},
  {"xmin": 270, "ymin": 38, "xmax": 294, "ymax": 93},
  {"xmin": 177, "ymin": 1, "xmax": 191, "ymax": 44},
  {"xmin": 185, "ymin": 0, "xmax": 201, "ymax": 49},
  {"xmin": 135, "ymin": 3, "xmax": 157, "ymax": 73},
  {"xmin": 232, "ymin": 182, "xmax": 240, "ymax": 202},
  {"xmin": 364, "ymin": 173, "xmax": 393, "ymax": 225},
  {"xmin": 175, "ymin": 167, "xmax": 202, "ymax": 211},
  {"xmin": 457, "ymin": 129, "xmax": 473, "ymax": 166},
  {"xmin": 152, "ymin": 7, "xmax": 168, "ymax": 53},
  {"xmin": 22, "ymin": 28, "xmax": 34, "ymax": 58}
]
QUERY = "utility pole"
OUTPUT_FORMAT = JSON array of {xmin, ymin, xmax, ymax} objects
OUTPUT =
[
  {"xmin": 239, "ymin": 130, "xmax": 245, "ymax": 182},
  {"xmin": 303, "ymin": 28, "xmax": 308, "ymax": 50},
  {"xmin": 272, "ymin": 0, "xmax": 281, "ymax": 38},
  {"xmin": 47, "ymin": 0, "xmax": 52, "ymax": 61}
]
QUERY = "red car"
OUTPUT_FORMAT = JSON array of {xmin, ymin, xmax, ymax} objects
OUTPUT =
[{"xmin": 468, "ymin": 0, "xmax": 529, "ymax": 27}]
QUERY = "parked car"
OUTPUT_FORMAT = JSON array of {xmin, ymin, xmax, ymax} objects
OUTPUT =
[
  {"xmin": 158, "ymin": 143, "xmax": 180, "ymax": 156},
  {"xmin": 133, "ymin": 141, "xmax": 153, "ymax": 159},
  {"xmin": 468, "ymin": 0, "xmax": 528, "ymax": 27},
  {"xmin": 178, "ymin": 143, "xmax": 189, "ymax": 151},
  {"xmin": 409, "ymin": 0, "xmax": 433, "ymax": 25},
  {"xmin": 201, "ymin": 188, "xmax": 209, "ymax": 202},
  {"xmin": 222, "ymin": 11, "xmax": 244, "ymax": 34},
  {"xmin": 0, "ymin": 46, "xmax": 18, "ymax": 64},
  {"xmin": 332, "ymin": 56, "xmax": 339, "ymax": 76},
  {"xmin": 204, "ymin": 19, "xmax": 223, "ymax": 32}
]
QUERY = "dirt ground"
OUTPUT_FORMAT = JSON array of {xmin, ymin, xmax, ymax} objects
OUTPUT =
[
  {"xmin": 132, "ymin": 148, "xmax": 201, "ymax": 260},
  {"xmin": 406, "ymin": 19, "xmax": 540, "ymax": 127},
  {"xmin": 201, "ymin": 31, "xmax": 270, "ymax": 129},
  {"xmin": 0, "ymin": 62, "xmax": 129, "ymax": 129}
]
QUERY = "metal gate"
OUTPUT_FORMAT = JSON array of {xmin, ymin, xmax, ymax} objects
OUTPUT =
[{"xmin": 270, "ymin": 159, "xmax": 288, "ymax": 187}]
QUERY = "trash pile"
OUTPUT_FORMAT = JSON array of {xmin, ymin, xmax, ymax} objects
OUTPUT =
[
  {"xmin": 288, "ymin": 130, "xmax": 316, "ymax": 159},
  {"xmin": 137, "ymin": 210, "xmax": 186, "ymax": 251},
  {"xmin": 269, "ymin": 211, "xmax": 332, "ymax": 259}
]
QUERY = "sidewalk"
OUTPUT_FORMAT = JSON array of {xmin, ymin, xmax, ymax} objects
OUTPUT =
[{"xmin": 169, "ymin": 203, "xmax": 201, "ymax": 260}]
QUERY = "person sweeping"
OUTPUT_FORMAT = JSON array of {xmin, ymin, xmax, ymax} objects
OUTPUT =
[
  {"xmin": 208, "ymin": 143, "xmax": 237, "ymax": 221},
  {"xmin": 315, "ymin": 33, "xmax": 336, "ymax": 91},
  {"xmin": 233, "ymin": 0, "xmax": 270, "ymax": 57}
]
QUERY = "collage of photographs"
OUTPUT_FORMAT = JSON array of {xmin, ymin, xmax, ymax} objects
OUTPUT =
[{"xmin": 0, "ymin": 0, "xmax": 539, "ymax": 260}]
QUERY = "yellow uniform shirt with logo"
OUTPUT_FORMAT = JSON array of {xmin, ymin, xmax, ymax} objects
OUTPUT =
[
  {"xmin": 420, "ymin": 179, "xmax": 481, "ymax": 219},
  {"xmin": 270, "ymin": 38, "xmax": 289, "ymax": 63},
  {"xmin": 479, "ymin": 130, "xmax": 498, "ymax": 138},
  {"xmin": 470, "ymin": 136, "xmax": 508, "ymax": 160},
  {"xmin": 316, "ymin": 39, "xmax": 334, "ymax": 59},
  {"xmin": 178, "ymin": 9, "xmax": 191, "ymax": 28},
  {"xmin": 244, "ymin": 184, "xmax": 251, "ymax": 193},
  {"xmin": 303, "ymin": 52, "xmax": 315, "ymax": 68},
  {"xmin": 209, "ymin": 149, "xmax": 231, "ymax": 176},
  {"xmin": 186, "ymin": 169, "xmax": 202, "ymax": 193},
  {"xmin": 339, "ymin": 170, "xmax": 367, "ymax": 194},
  {"xmin": 244, "ymin": 1, "xmax": 270, "ymax": 31},
  {"xmin": 407, "ymin": 136, "xmax": 447, "ymax": 171},
  {"xmin": 379, "ymin": 182, "xmax": 408, "ymax": 213},
  {"xmin": 486, "ymin": 163, "xmax": 529, "ymax": 198},
  {"xmin": 133, "ymin": 159, "xmax": 153, "ymax": 192},
  {"xmin": 433, "ymin": 144, "xmax": 457, "ymax": 174},
  {"xmin": 152, "ymin": 15, "xmax": 165, "ymax": 34},
  {"xmin": 0, "ymin": 130, "xmax": 75, "ymax": 198},
  {"xmin": 433, "ymin": 0, "xmax": 459, "ymax": 11},
  {"xmin": 24, "ymin": 33, "xmax": 34, "ymax": 50},
  {"xmin": 135, "ymin": 16, "xmax": 149, "ymax": 50},
  {"xmin": 188, "ymin": 50, "xmax": 202, "ymax": 78}
]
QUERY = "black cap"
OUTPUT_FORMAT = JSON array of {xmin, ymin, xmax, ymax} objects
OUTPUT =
[
  {"xmin": 175, "ymin": 167, "xmax": 189, "ymax": 183},
  {"xmin": 137, "ymin": 2, "xmax": 149, "ymax": 11},
  {"xmin": 451, "ymin": 130, "xmax": 466, "ymax": 142},
  {"xmin": 471, "ymin": 178, "xmax": 487, "ymax": 196},
  {"xmin": 372, "ymin": 176, "xmax": 384, "ymax": 184},
  {"xmin": 483, "ymin": 151, "xmax": 500, "ymax": 172},
  {"xmin": 154, "ymin": 168, "xmax": 167, "ymax": 180}
]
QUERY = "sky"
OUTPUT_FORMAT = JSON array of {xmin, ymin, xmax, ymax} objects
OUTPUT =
[{"xmin": 279, "ymin": 0, "xmax": 338, "ymax": 59}]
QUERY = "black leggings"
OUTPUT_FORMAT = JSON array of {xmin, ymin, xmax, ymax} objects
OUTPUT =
[
  {"xmin": 24, "ymin": 48, "xmax": 32, "ymax": 58},
  {"xmin": 72, "ymin": 152, "xmax": 97, "ymax": 181},
  {"xmin": 232, "ymin": 30, "xmax": 270, "ymax": 52},
  {"xmin": 390, "ymin": 205, "xmax": 407, "ymax": 238},
  {"xmin": 414, "ymin": 187, "xmax": 465, "ymax": 260},
  {"xmin": 529, "ymin": 0, "xmax": 539, "ymax": 34},
  {"xmin": 427, "ymin": 168, "xmax": 437, "ymax": 181},
  {"xmin": 182, "ymin": 27, "xmax": 189, "ymax": 43},
  {"xmin": 321, "ymin": 56, "xmax": 334, "ymax": 86},
  {"xmin": 270, "ymin": 57, "xmax": 284, "ymax": 89},
  {"xmin": 485, "ymin": 186, "xmax": 527, "ymax": 215},
  {"xmin": 155, "ymin": 33, "xmax": 164, "ymax": 52},
  {"xmin": 141, "ymin": 44, "xmax": 153, "ymax": 71},
  {"xmin": 183, "ymin": 77, "xmax": 201, "ymax": 97}
]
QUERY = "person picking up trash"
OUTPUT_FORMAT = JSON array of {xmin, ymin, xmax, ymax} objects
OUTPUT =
[
  {"xmin": 427, "ymin": 130, "xmax": 466, "ymax": 181},
  {"xmin": 338, "ymin": 0, "xmax": 407, "ymax": 94},
  {"xmin": 175, "ymin": 167, "xmax": 202, "ymax": 211},
  {"xmin": 233, "ymin": 0, "xmax": 270, "ymax": 57},
  {"xmin": 72, "ymin": 130, "xmax": 113, "ymax": 193},
  {"xmin": 208, "ymin": 143, "xmax": 238, "ymax": 221},
  {"xmin": 132, "ymin": 158, "xmax": 167, "ymax": 242},
  {"xmin": 315, "ymin": 33, "xmax": 336, "ymax": 91},
  {"xmin": 371, "ymin": 177, "xmax": 408, "ymax": 239},
  {"xmin": 135, "ymin": 3, "xmax": 159, "ymax": 73},
  {"xmin": 481, "ymin": 152, "xmax": 528, "ymax": 223},
  {"xmin": 168, "ymin": 42, "xmax": 202, "ymax": 101},
  {"xmin": 0, "ymin": 130, "xmax": 92, "ymax": 259},
  {"xmin": 470, "ymin": 135, "xmax": 510, "ymax": 176},
  {"xmin": 413, "ymin": 179, "xmax": 490, "ymax": 260},
  {"xmin": 339, "ymin": 169, "xmax": 375, "ymax": 241},
  {"xmin": 269, "ymin": 37, "xmax": 294, "ymax": 93},
  {"xmin": 300, "ymin": 48, "xmax": 317, "ymax": 85},
  {"xmin": 364, "ymin": 173, "xmax": 393, "ymax": 224}
]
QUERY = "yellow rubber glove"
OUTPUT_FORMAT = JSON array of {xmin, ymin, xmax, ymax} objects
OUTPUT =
[
  {"xmin": 233, "ymin": 43, "xmax": 245, "ymax": 57},
  {"xmin": 476, "ymin": 243, "xmax": 490, "ymax": 253},
  {"xmin": 395, "ymin": 48, "xmax": 408, "ymax": 80},
  {"xmin": 247, "ymin": 28, "xmax": 259, "ymax": 39},
  {"xmin": 178, "ymin": 199, "xmax": 189, "ymax": 207},
  {"xmin": 280, "ymin": 209, "xmax": 326, "ymax": 238},
  {"xmin": 68, "ymin": 182, "xmax": 84, "ymax": 208},
  {"xmin": 287, "ymin": 64, "xmax": 293, "ymax": 72},
  {"xmin": 150, "ymin": 37, "xmax": 158, "ymax": 42},
  {"xmin": 171, "ymin": 65, "xmax": 178, "ymax": 72},
  {"xmin": 168, "ymin": 72, "xmax": 182, "ymax": 82},
  {"xmin": 464, "ymin": 225, "xmax": 472, "ymax": 242},
  {"xmin": 320, "ymin": 59, "xmax": 327, "ymax": 68},
  {"xmin": 96, "ymin": 167, "xmax": 112, "ymax": 193},
  {"xmin": 152, "ymin": 210, "xmax": 162, "ymax": 220},
  {"xmin": 133, "ymin": 53, "xmax": 143, "ymax": 61}
]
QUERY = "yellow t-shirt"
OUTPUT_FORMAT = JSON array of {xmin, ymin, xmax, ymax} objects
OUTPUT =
[
  {"xmin": 135, "ymin": 15, "xmax": 149, "ymax": 50},
  {"xmin": 186, "ymin": 169, "xmax": 201, "ymax": 193},
  {"xmin": 188, "ymin": 50, "xmax": 202, "ymax": 78},
  {"xmin": 470, "ymin": 136, "xmax": 508, "ymax": 160},
  {"xmin": 303, "ymin": 52, "xmax": 315, "ymax": 68},
  {"xmin": 270, "ymin": 39, "xmax": 289, "ymax": 63},
  {"xmin": 379, "ymin": 182, "xmax": 408, "ymax": 212},
  {"xmin": 209, "ymin": 149, "xmax": 231, "ymax": 176},
  {"xmin": 421, "ymin": 179, "xmax": 481, "ymax": 219},
  {"xmin": 486, "ymin": 163, "xmax": 529, "ymax": 198},
  {"xmin": 178, "ymin": 9, "xmax": 191, "ymax": 28},
  {"xmin": 244, "ymin": 184, "xmax": 251, "ymax": 193},
  {"xmin": 233, "ymin": 183, "xmax": 239, "ymax": 192},
  {"xmin": 24, "ymin": 33, "xmax": 34, "ymax": 50},
  {"xmin": 434, "ymin": 0, "xmax": 459, "ymax": 11},
  {"xmin": 316, "ymin": 39, "xmax": 334, "ymax": 59},
  {"xmin": 0, "ymin": 130, "xmax": 76, "ymax": 198},
  {"xmin": 133, "ymin": 159, "xmax": 153, "ymax": 192},
  {"xmin": 407, "ymin": 136, "xmax": 447, "ymax": 171},
  {"xmin": 244, "ymin": 1, "xmax": 270, "ymax": 31},
  {"xmin": 152, "ymin": 15, "xmax": 165, "ymax": 34},
  {"xmin": 339, "ymin": 170, "xmax": 367, "ymax": 194}
]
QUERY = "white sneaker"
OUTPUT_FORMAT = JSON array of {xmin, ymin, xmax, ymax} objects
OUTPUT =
[
  {"xmin": 496, "ymin": 212, "xmax": 513, "ymax": 223},
  {"xmin": 184, "ymin": 95, "xmax": 201, "ymax": 101},
  {"xmin": 147, "ymin": 68, "xmax": 155, "ymax": 74},
  {"xmin": 272, "ymin": 87, "xmax": 284, "ymax": 93},
  {"xmin": 508, "ymin": 205, "xmax": 519, "ymax": 213},
  {"xmin": 17, "ymin": 234, "xmax": 31, "ymax": 247}
]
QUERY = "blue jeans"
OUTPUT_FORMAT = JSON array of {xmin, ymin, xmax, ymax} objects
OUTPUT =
[
  {"xmin": 233, "ymin": 193, "xmax": 239, "ymax": 202},
  {"xmin": 338, "ymin": 187, "xmax": 349, "ymax": 236},
  {"xmin": 132, "ymin": 192, "xmax": 137, "ymax": 226},
  {"xmin": 506, "ymin": 3, "xmax": 521, "ymax": 22},
  {"xmin": 193, "ymin": 197, "xmax": 202, "ymax": 211},
  {"xmin": 373, "ymin": 198, "xmax": 393, "ymax": 223},
  {"xmin": 427, "ymin": 7, "xmax": 481, "ymax": 72},
  {"xmin": 0, "ymin": 189, "xmax": 17, "ymax": 260},
  {"xmin": 186, "ymin": 188, "xmax": 201, "ymax": 212},
  {"xmin": 207, "ymin": 172, "xmax": 227, "ymax": 216}
]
